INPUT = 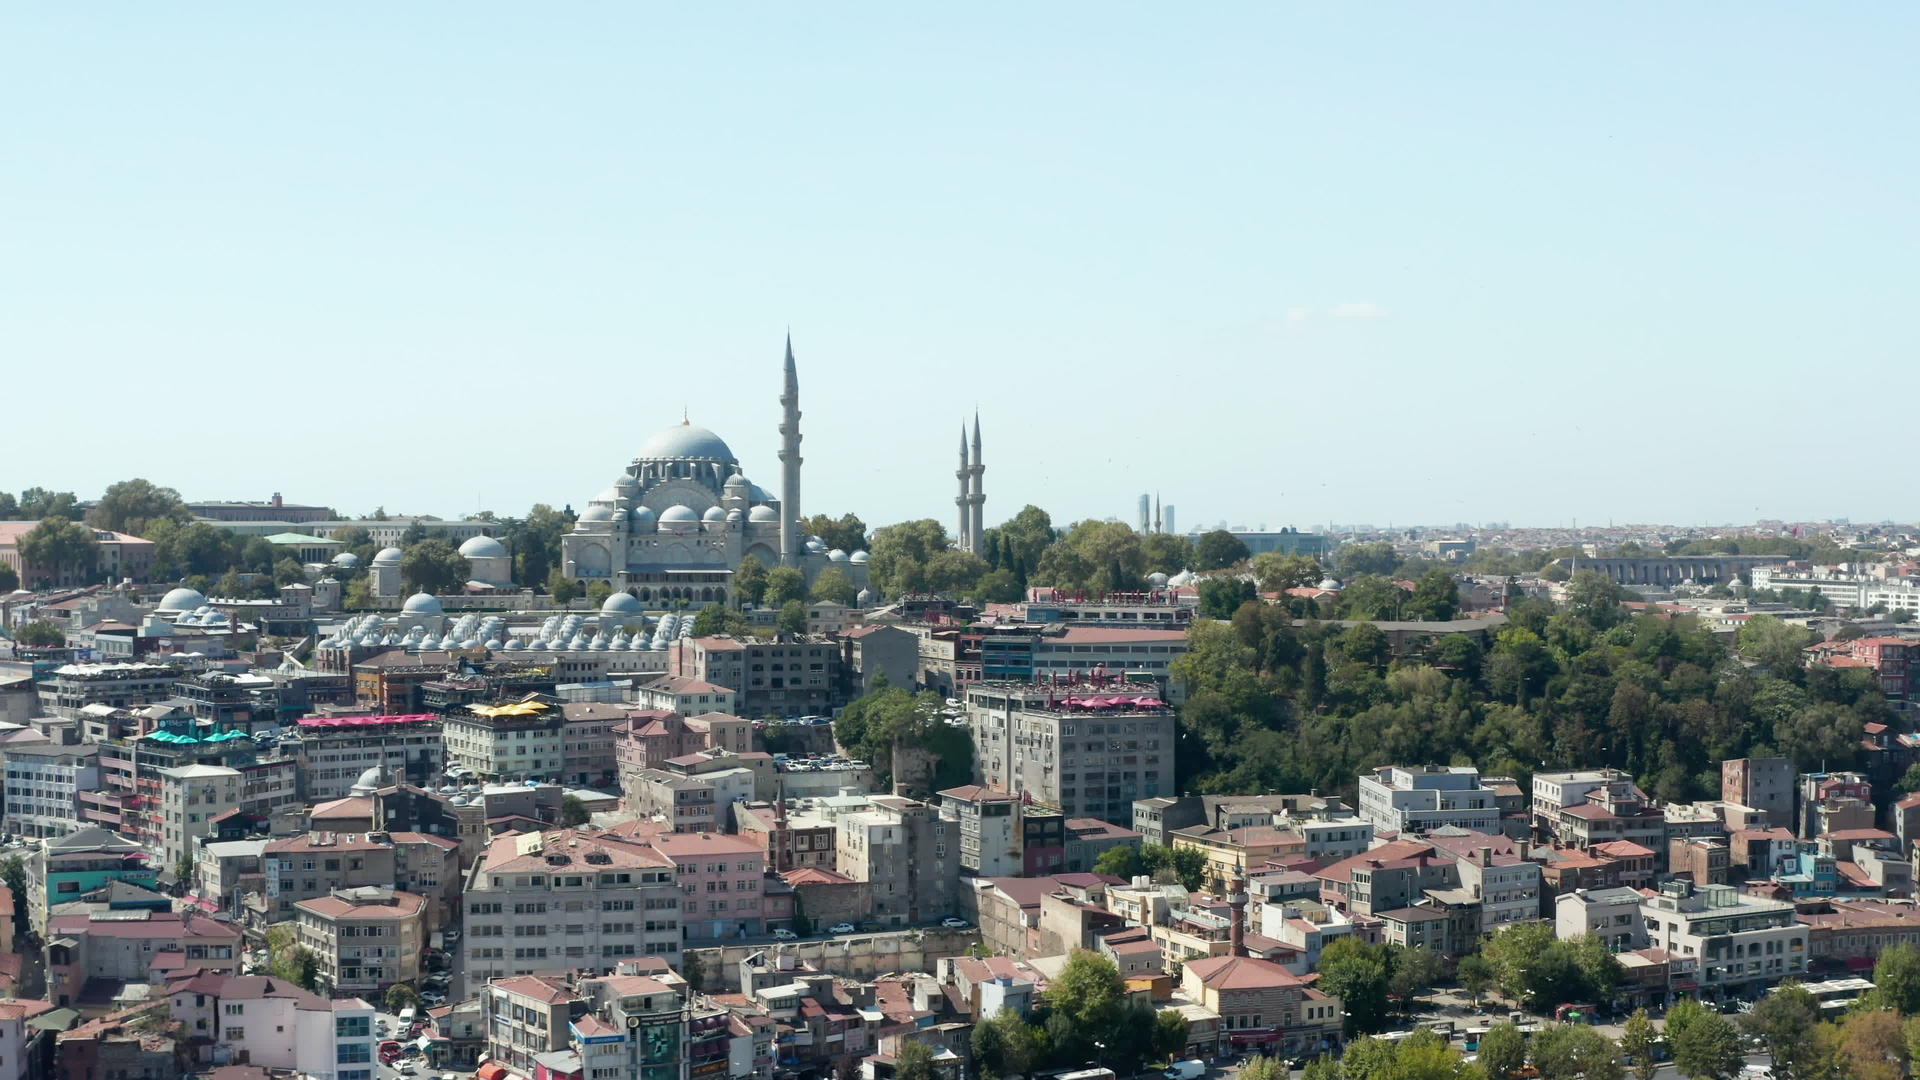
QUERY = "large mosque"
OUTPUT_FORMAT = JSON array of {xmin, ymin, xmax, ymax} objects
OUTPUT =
[{"xmin": 559, "ymin": 339, "xmax": 876, "ymax": 607}]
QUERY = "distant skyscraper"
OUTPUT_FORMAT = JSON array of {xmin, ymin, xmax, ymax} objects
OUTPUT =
[
  {"xmin": 1164, "ymin": 505, "xmax": 1176, "ymax": 535},
  {"xmin": 1138, "ymin": 494, "xmax": 1150, "ymax": 533}
]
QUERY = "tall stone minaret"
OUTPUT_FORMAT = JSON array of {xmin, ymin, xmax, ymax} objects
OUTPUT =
[
  {"xmin": 955, "ymin": 423, "xmax": 972, "ymax": 552},
  {"xmin": 967, "ymin": 411, "xmax": 985, "ymax": 556},
  {"xmin": 779, "ymin": 336, "xmax": 803, "ymax": 567}
]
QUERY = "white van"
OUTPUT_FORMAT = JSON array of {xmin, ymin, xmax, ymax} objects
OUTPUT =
[{"xmin": 1165, "ymin": 1060, "xmax": 1206, "ymax": 1080}]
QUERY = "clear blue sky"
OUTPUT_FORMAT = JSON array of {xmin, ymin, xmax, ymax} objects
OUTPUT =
[{"xmin": 6, "ymin": 5, "xmax": 1914, "ymax": 533}]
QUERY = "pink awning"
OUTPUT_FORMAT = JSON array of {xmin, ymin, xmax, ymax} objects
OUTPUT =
[{"xmin": 297, "ymin": 713, "xmax": 436, "ymax": 728}]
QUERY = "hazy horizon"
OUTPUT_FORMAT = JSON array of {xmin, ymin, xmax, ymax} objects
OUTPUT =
[{"xmin": 8, "ymin": 5, "xmax": 1915, "ymax": 531}]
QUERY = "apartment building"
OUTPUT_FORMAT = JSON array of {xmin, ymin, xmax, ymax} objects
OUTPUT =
[
  {"xmin": 35, "ymin": 662, "xmax": 181, "ymax": 718},
  {"xmin": 1, "ymin": 741, "xmax": 99, "ymax": 839},
  {"xmin": 649, "ymin": 831, "xmax": 770, "ymax": 941},
  {"xmin": 633, "ymin": 674, "xmax": 741, "ymax": 717},
  {"xmin": 295, "ymin": 886, "xmax": 428, "ymax": 995},
  {"xmin": 155, "ymin": 763, "xmax": 242, "ymax": 875},
  {"xmin": 671, "ymin": 636, "xmax": 848, "ymax": 717},
  {"xmin": 1555, "ymin": 887, "xmax": 1649, "ymax": 952},
  {"xmin": 937, "ymin": 785, "xmax": 1022, "ymax": 878},
  {"xmin": 1533, "ymin": 770, "xmax": 1667, "ymax": 851},
  {"xmin": 290, "ymin": 713, "xmax": 446, "ymax": 799},
  {"xmin": 965, "ymin": 682, "xmax": 1178, "ymax": 825},
  {"xmin": 45, "ymin": 909, "xmax": 242, "ymax": 1007},
  {"xmin": 836, "ymin": 795, "xmax": 959, "ymax": 927},
  {"xmin": 1641, "ymin": 881, "xmax": 1806, "ymax": 993},
  {"xmin": 1356, "ymin": 765, "xmax": 1501, "ymax": 835},
  {"xmin": 164, "ymin": 970, "xmax": 377, "ymax": 1080},
  {"xmin": 559, "ymin": 702, "xmax": 624, "ymax": 787},
  {"xmin": 442, "ymin": 700, "xmax": 569, "ymax": 782},
  {"xmin": 262, "ymin": 831, "xmax": 400, "ymax": 921},
  {"xmin": 461, "ymin": 830, "xmax": 684, "ymax": 983},
  {"xmin": 1722, "ymin": 757, "xmax": 1794, "ymax": 828}
]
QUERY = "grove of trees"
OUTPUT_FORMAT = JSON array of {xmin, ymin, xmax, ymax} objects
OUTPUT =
[
  {"xmin": 830, "ymin": 677, "xmax": 973, "ymax": 795},
  {"xmin": 1168, "ymin": 568, "xmax": 1888, "ymax": 804}
]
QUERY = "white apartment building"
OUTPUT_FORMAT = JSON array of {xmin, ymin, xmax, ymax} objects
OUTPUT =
[
  {"xmin": 1280, "ymin": 814, "xmax": 1376, "ymax": 862},
  {"xmin": 443, "ymin": 708, "xmax": 566, "ymax": 782},
  {"xmin": 166, "ymin": 970, "xmax": 378, "ymax": 1080},
  {"xmin": 1749, "ymin": 567, "xmax": 1920, "ymax": 614},
  {"xmin": 158, "ymin": 764, "xmax": 242, "ymax": 873},
  {"xmin": 461, "ymin": 829, "xmax": 685, "ymax": 983},
  {"xmin": 1258, "ymin": 901, "xmax": 1355, "ymax": 975},
  {"xmin": 1, "ymin": 741, "xmax": 99, "ymax": 839},
  {"xmin": 1357, "ymin": 765, "xmax": 1501, "ymax": 835},
  {"xmin": 1555, "ymin": 887, "xmax": 1648, "ymax": 951},
  {"xmin": 1448, "ymin": 847, "xmax": 1541, "ymax": 934},
  {"xmin": 1641, "ymin": 881, "xmax": 1806, "ymax": 993}
]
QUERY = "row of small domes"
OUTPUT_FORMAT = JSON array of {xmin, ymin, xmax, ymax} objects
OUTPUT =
[{"xmin": 576, "ymin": 503, "xmax": 779, "ymax": 527}]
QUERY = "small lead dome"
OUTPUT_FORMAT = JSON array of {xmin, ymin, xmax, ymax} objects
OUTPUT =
[
  {"xmin": 602, "ymin": 591, "xmax": 644, "ymax": 615},
  {"xmin": 402, "ymin": 593, "xmax": 444, "ymax": 615},
  {"xmin": 459, "ymin": 535, "xmax": 508, "ymax": 559}
]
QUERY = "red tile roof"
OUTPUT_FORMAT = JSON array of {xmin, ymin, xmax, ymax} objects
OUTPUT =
[
  {"xmin": 490, "ymin": 975, "xmax": 575, "ymax": 1005},
  {"xmin": 781, "ymin": 867, "xmax": 856, "ymax": 886},
  {"xmin": 1185, "ymin": 954, "xmax": 1305, "ymax": 990},
  {"xmin": 294, "ymin": 890, "xmax": 426, "ymax": 920}
]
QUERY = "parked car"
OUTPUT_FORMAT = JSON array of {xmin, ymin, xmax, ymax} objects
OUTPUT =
[
  {"xmin": 828, "ymin": 923, "xmax": 857, "ymax": 935},
  {"xmin": 442, "ymin": 929, "xmax": 461, "ymax": 942},
  {"xmin": 941, "ymin": 918, "xmax": 971, "ymax": 929},
  {"xmin": 772, "ymin": 928, "xmax": 798, "ymax": 940}
]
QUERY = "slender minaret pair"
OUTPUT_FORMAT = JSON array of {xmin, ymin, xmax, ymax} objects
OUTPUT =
[{"xmin": 955, "ymin": 413, "xmax": 984, "ymax": 556}]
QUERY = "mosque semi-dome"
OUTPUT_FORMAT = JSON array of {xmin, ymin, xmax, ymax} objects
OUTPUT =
[
  {"xmin": 331, "ymin": 551, "xmax": 360, "ymax": 568},
  {"xmin": 659, "ymin": 505, "xmax": 700, "ymax": 524},
  {"xmin": 701, "ymin": 506, "xmax": 726, "ymax": 523},
  {"xmin": 578, "ymin": 505, "xmax": 615, "ymax": 523},
  {"xmin": 828, "ymin": 549, "xmax": 849, "ymax": 563},
  {"xmin": 637, "ymin": 422, "xmax": 737, "ymax": 463},
  {"xmin": 459, "ymin": 535, "xmax": 508, "ymax": 559},
  {"xmin": 747, "ymin": 504, "xmax": 778, "ymax": 523},
  {"xmin": 848, "ymin": 550, "xmax": 870, "ymax": 564},
  {"xmin": 372, "ymin": 546, "xmax": 404, "ymax": 566},
  {"xmin": 402, "ymin": 593, "xmax": 445, "ymax": 615}
]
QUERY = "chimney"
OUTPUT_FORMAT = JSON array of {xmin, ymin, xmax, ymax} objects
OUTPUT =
[{"xmin": 1475, "ymin": 846, "xmax": 1492, "ymax": 867}]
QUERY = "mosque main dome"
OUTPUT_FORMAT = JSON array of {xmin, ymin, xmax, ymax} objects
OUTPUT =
[{"xmin": 636, "ymin": 422, "xmax": 737, "ymax": 463}]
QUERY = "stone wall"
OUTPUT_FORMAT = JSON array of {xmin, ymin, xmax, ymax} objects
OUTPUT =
[{"xmin": 683, "ymin": 927, "xmax": 979, "ymax": 991}]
